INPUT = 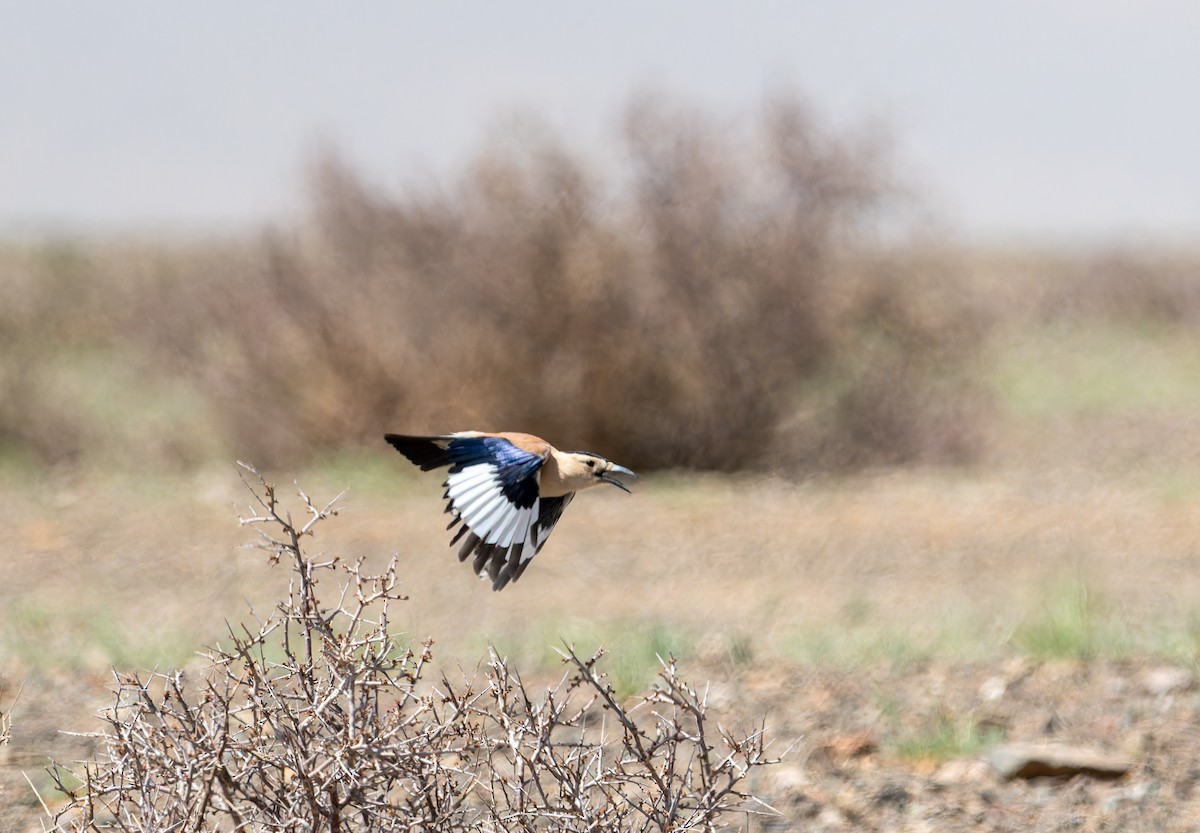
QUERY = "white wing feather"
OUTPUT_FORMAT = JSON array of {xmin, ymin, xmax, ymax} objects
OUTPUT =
[{"xmin": 444, "ymin": 464, "xmax": 540, "ymax": 552}]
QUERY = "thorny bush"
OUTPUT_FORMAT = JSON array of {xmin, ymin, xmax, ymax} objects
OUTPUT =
[{"xmin": 48, "ymin": 465, "xmax": 776, "ymax": 831}]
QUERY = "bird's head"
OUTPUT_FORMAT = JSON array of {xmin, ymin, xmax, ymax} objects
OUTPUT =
[{"xmin": 558, "ymin": 451, "xmax": 637, "ymax": 493}]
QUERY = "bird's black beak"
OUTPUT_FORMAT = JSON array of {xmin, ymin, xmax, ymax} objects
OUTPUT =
[{"xmin": 599, "ymin": 463, "xmax": 636, "ymax": 493}]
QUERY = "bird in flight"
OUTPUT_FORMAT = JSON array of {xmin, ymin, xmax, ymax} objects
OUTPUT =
[{"xmin": 385, "ymin": 432, "xmax": 636, "ymax": 590}]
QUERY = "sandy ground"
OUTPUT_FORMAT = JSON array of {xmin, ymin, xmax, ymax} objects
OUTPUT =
[{"xmin": 3, "ymin": 459, "xmax": 1200, "ymax": 829}]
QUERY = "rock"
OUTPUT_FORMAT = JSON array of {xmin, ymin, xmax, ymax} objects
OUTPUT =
[
  {"xmin": 815, "ymin": 806, "xmax": 845, "ymax": 829},
  {"xmin": 988, "ymin": 741, "xmax": 1132, "ymax": 781},
  {"xmin": 1103, "ymin": 674, "xmax": 1127, "ymax": 698},
  {"xmin": 833, "ymin": 784, "xmax": 869, "ymax": 821},
  {"xmin": 933, "ymin": 758, "xmax": 991, "ymax": 786},
  {"xmin": 815, "ymin": 730, "xmax": 877, "ymax": 766},
  {"xmin": 771, "ymin": 763, "xmax": 811, "ymax": 794},
  {"xmin": 1140, "ymin": 667, "xmax": 1192, "ymax": 696},
  {"xmin": 1174, "ymin": 769, "xmax": 1200, "ymax": 800},
  {"xmin": 1103, "ymin": 781, "xmax": 1152, "ymax": 811},
  {"xmin": 874, "ymin": 782, "xmax": 909, "ymax": 809},
  {"xmin": 978, "ymin": 676, "xmax": 1007, "ymax": 702}
]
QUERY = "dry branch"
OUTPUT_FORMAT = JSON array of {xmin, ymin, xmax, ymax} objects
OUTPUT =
[{"xmin": 49, "ymin": 465, "xmax": 775, "ymax": 832}]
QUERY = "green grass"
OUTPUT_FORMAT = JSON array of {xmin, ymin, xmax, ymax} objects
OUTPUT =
[
  {"xmin": 0, "ymin": 598, "xmax": 199, "ymax": 672},
  {"xmin": 1151, "ymin": 611, "xmax": 1200, "ymax": 666},
  {"xmin": 1010, "ymin": 578, "xmax": 1132, "ymax": 660},
  {"xmin": 16, "ymin": 766, "xmax": 81, "ymax": 811},
  {"xmin": 891, "ymin": 708, "xmax": 1006, "ymax": 763},
  {"xmin": 41, "ymin": 345, "xmax": 227, "ymax": 469},
  {"xmin": 776, "ymin": 585, "xmax": 1200, "ymax": 668},
  {"xmin": 992, "ymin": 323, "xmax": 1200, "ymax": 418},
  {"xmin": 305, "ymin": 450, "xmax": 428, "ymax": 498},
  {"xmin": 781, "ymin": 598, "xmax": 997, "ymax": 669},
  {"xmin": 785, "ymin": 623, "xmax": 928, "ymax": 669},
  {"xmin": 0, "ymin": 439, "xmax": 40, "ymax": 490},
  {"xmin": 1152, "ymin": 471, "xmax": 1200, "ymax": 505}
]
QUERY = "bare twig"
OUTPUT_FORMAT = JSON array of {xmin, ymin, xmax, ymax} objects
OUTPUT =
[
  {"xmin": 0, "ymin": 678, "xmax": 21, "ymax": 747},
  {"xmin": 49, "ymin": 464, "xmax": 775, "ymax": 831}
]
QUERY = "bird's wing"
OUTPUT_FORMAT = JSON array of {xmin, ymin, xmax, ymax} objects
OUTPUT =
[
  {"xmin": 506, "ymin": 493, "xmax": 576, "ymax": 585},
  {"xmin": 534, "ymin": 494, "xmax": 575, "ymax": 554},
  {"xmin": 385, "ymin": 432, "xmax": 488, "ymax": 471},
  {"xmin": 385, "ymin": 433, "xmax": 550, "ymax": 590}
]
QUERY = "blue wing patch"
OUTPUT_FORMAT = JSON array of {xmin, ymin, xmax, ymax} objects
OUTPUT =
[{"xmin": 444, "ymin": 436, "xmax": 543, "ymax": 510}]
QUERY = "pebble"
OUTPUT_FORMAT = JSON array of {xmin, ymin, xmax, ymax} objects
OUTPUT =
[
  {"xmin": 1103, "ymin": 781, "xmax": 1152, "ymax": 811},
  {"xmin": 933, "ymin": 758, "xmax": 991, "ymax": 786},
  {"xmin": 978, "ymin": 676, "xmax": 1007, "ymax": 702},
  {"xmin": 1140, "ymin": 667, "xmax": 1192, "ymax": 697}
]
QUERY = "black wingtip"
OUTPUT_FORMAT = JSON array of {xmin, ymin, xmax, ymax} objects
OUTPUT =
[
  {"xmin": 491, "ymin": 561, "xmax": 514, "ymax": 591},
  {"xmin": 384, "ymin": 433, "xmax": 452, "ymax": 471}
]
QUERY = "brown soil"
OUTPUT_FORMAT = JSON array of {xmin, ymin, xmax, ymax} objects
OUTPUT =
[{"xmin": 3, "ymin": 465, "xmax": 1200, "ymax": 830}]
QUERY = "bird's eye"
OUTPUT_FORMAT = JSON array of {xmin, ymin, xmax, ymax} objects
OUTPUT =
[{"xmin": 586, "ymin": 459, "xmax": 595, "ymax": 468}]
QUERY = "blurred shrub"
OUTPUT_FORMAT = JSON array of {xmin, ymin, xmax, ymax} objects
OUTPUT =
[
  {"xmin": 2, "ymin": 93, "xmax": 997, "ymax": 472},
  {"xmin": 1043, "ymin": 249, "xmax": 1200, "ymax": 324},
  {"xmin": 0, "ymin": 241, "xmax": 226, "ymax": 469},
  {"xmin": 964, "ymin": 246, "xmax": 1200, "ymax": 329},
  {"xmin": 0, "ymin": 242, "xmax": 92, "ymax": 464}
]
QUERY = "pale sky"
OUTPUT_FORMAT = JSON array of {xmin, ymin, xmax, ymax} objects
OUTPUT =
[{"xmin": 2, "ymin": 1, "xmax": 1198, "ymax": 244}]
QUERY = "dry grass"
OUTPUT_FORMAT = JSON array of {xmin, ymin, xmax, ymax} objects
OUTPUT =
[{"xmin": 5, "ymin": 459, "xmax": 1200, "ymax": 684}]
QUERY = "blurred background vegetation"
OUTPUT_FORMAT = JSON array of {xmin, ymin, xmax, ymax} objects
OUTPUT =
[
  {"xmin": 4, "ymin": 92, "xmax": 1198, "ymax": 480},
  {"xmin": 0, "ymin": 94, "xmax": 975, "ymax": 474}
]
